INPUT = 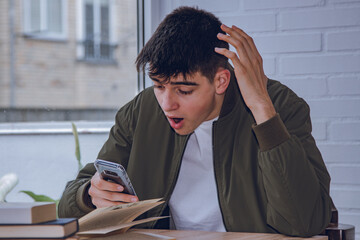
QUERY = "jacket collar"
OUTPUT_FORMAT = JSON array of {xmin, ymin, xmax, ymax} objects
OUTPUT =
[{"xmin": 219, "ymin": 65, "xmax": 250, "ymax": 119}]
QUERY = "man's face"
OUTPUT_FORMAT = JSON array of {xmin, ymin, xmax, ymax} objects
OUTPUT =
[{"xmin": 151, "ymin": 72, "xmax": 223, "ymax": 135}]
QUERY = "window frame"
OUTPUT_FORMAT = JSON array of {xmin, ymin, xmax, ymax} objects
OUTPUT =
[
  {"xmin": 22, "ymin": 0, "xmax": 68, "ymax": 41},
  {"xmin": 76, "ymin": 0, "xmax": 118, "ymax": 63},
  {"xmin": 1, "ymin": 0, "xmax": 146, "ymax": 134}
]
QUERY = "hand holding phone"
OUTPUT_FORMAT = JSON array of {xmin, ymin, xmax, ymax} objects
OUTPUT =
[
  {"xmin": 94, "ymin": 159, "xmax": 137, "ymax": 196},
  {"xmin": 89, "ymin": 159, "xmax": 138, "ymax": 208},
  {"xmin": 89, "ymin": 172, "xmax": 138, "ymax": 208}
]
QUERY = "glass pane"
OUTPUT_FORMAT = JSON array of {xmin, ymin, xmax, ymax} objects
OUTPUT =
[
  {"xmin": 100, "ymin": 3, "xmax": 109, "ymax": 42},
  {"xmin": 46, "ymin": 0, "xmax": 62, "ymax": 33},
  {"xmin": 100, "ymin": 2, "xmax": 109, "ymax": 58},
  {"xmin": 100, "ymin": 0, "xmax": 109, "ymax": 6},
  {"xmin": 85, "ymin": 3, "xmax": 94, "ymax": 58},
  {"xmin": 85, "ymin": 3, "xmax": 94, "ymax": 39},
  {"xmin": 1, "ymin": 0, "xmax": 138, "ymax": 122},
  {"xmin": 30, "ymin": 0, "xmax": 41, "ymax": 32}
]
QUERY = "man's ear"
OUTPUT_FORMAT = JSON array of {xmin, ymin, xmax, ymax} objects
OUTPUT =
[{"xmin": 214, "ymin": 68, "xmax": 231, "ymax": 95}]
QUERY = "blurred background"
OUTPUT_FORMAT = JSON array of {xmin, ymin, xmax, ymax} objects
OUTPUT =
[
  {"xmin": 0, "ymin": 0, "xmax": 359, "ymax": 238},
  {"xmin": 1, "ymin": 0, "xmax": 137, "ymax": 122}
]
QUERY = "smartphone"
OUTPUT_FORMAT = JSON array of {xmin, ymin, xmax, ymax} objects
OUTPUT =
[{"xmin": 94, "ymin": 159, "xmax": 137, "ymax": 196}]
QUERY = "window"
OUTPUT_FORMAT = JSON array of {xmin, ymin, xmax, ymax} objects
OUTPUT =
[
  {"xmin": 0, "ymin": 0, "xmax": 139, "ymax": 204},
  {"xmin": 23, "ymin": 0, "xmax": 66, "ymax": 39},
  {"xmin": 1, "ymin": 0, "xmax": 138, "ymax": 122},
  {"xmin": 80, "ymin": 0, "xmax": 116, "ymax": 62}
]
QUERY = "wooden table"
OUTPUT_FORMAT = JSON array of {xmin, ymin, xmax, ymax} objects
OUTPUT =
[
  {"xmin": 84, "ymin": 229, "xmax": 327, "ymax": 240},
  {"xmin": 134, "ymin": 229, "xmax": 327, "ymax": 240}
]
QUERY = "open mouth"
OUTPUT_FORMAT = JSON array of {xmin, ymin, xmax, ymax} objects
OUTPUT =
[
  {"xmin": 167, "ymin": 116, "xmax": 184, "ymax": 129},
  {"xmin": 166, "ymin": 115, "xmax": 184, "ymax": 130},
  {"xmin": 172, "ymin": 118, "xmax": 183, "ymax": 123}
]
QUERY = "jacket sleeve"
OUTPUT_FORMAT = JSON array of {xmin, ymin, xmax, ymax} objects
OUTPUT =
[
  {"xmin": 253, "ymin": 99, "xmax": 332, "ymax": 237},
  {"xmin": 58, "ymin": 97, "xmax": 138, "ymax": 218}
]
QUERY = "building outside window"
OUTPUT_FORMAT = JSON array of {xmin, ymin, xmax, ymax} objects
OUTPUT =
[
  {"xmin": 23, "ymin": 0, "xmax": 66, "ymax": 39},
  {"xmin": 0, "ymin": 0, "xmax": 138, "ymax": 122},
  {"xmin": 0, "ymin": 0, "xmax": 142, "ymax": 203},
  {"xmin": 82, "ymin": 0, "xmax": 116, "ymax": 62}
]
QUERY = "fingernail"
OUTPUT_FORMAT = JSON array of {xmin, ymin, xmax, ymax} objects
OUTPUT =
[
  {"xmin": 131, "ymin": 197, "xmax": 138, "ymax": 202},
  {"xmin": 214, "ymin": 47, "xmax": 221, "ymax": 51},
  {"xmin": 217, "ymin": 33, "xmax": 224, "ymax": 37},
  {"xmin": 117, "ymin": 186, "xmax": 124, "ymax": 191}
]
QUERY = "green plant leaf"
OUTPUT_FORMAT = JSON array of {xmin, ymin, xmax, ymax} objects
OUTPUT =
[
  {"xmin": 20, "ymin": 190, "xmax": 57, "ymax": 202},
  {"xmin": 71, "ymin": 122, "xmax": 83, "ymax": 171},
  {"xmin": 20, "ymin": 191, "xmax": 60, "ymax": 218}
]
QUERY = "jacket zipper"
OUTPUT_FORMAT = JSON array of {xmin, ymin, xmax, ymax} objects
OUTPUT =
[
  {"xmin": 150, "ymin": 134, "xmax": 191, "ymax": 228},
  {"xmin": 212, "ymin": 121, "xmax": 229, "ymax": 231}
]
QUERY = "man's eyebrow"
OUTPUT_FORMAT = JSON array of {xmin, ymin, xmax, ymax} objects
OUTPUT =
[
  {"xmin": 150, "ymin": 77, "xmax": 199, "ymax": 86},
  {"xmin": 170, "ymin": 81, "xmax": 199, "ymax": 86}
]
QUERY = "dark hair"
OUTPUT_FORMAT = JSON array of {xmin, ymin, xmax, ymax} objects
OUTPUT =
[{"xmin": 136, "ymin": 6, "xmax": 229, "ymax": 82}]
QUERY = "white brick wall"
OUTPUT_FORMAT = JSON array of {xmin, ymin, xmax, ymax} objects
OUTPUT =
[
  {"xmin": 281, "ymin": 55, "xmax": 360, "ymax": 74},
  {"xmin": 280, "ymin": 7, "xmax": 360, "ymax": 30},
  {"xmin": 161, "ymin": 0, "xmax": 360, "ymax": 238},
  {"xmin": 327, "ymin": 31, "xmax": 360, "ymax": 51},
  {"xmin": 328, "ymin": 77, "xmax": 360, "ymax": 95}
]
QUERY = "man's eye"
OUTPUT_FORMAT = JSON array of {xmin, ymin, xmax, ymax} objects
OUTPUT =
[{"xmin": 178, "ymin": 89, "xmax": 193, "ymax": 95}]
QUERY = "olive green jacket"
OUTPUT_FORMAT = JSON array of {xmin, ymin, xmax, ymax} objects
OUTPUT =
[{"xmin": 58, "ymin": 73, "xmax": 332, "ymax": 237}]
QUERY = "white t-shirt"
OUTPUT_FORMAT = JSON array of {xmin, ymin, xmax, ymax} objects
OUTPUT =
[{"xmin": 168, "ymin": 117, "xmax": 226, "ymax": 232}]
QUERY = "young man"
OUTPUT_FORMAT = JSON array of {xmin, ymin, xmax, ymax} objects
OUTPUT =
[{"xmin": 59, "ymin": 6, "xmax": 332, "ymax": 237}]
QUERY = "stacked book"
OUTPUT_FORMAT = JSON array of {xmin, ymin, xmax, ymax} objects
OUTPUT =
[
  {"xmin": 0, "ymin": 199, "xmax": 173, "ymax": 239},
  {"xmin": 0, "ymin": 202, "xmax": 78, "ymax": 239}
]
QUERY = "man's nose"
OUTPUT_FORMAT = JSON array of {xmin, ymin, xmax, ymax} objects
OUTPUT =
[{"xmin": 161, "ymin": 91, "xmax": 179, "ymax": 112}]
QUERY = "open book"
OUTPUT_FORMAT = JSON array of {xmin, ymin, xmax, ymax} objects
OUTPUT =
[{"xmin": 76, "ymin": 198, "xmax": 167, "ymax": 237}]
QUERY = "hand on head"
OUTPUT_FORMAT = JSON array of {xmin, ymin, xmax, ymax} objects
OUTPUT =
[{"xmin": 215, "ymin": 24, "xmax": 276, "ymax": 124}]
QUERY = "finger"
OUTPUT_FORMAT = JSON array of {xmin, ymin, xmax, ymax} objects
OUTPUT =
[
  {"xmin": 219, "ymin": 25, "xmax": 255, "ymax": 65},
  {"xmin": 224, "ymin": 25, "xmax": 265, "ymax": 79},
  {"xmin": 91, "ymin": 172, "xmax": 124, "ymax": 192},
  {"xmin": 221, "ymin": 24, "xmax": 263, "ymax": 70},
  {"xmin": 101, "ymin": 191, "xmax": 138, "ymax": 203},
  {"xmin": 89, "ymin": 184, "xmax": 138, "ymax": 203},
  {"xmin": 92, "ymin": 197, "xmax": 121, "ymax": 208},
  {"xmin": 221, "ymin": 24, "xmax": 252, "ymax": 52},
  {"xmin": 100, "ymin": 179, "xmax": 125, "ymax": 192},
  {"xmin": 215, "ymin": 47, "xmax": 246, "ymax": 75},
  {"xmin": 217, "ymin": 32, "xmax": 251, "ymax": 67},
  {"xmin": 231, "ymin": 25, "xmax": 263, "ymax": 67}
]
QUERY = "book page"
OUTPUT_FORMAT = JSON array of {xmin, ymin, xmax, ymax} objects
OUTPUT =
[
  {"xmin": 77, "ymin": 216, "xmax": 168, "ymax": 236},
  {"xmin": 79, "ymin": 199, "xmax": 164, "ymax": 232},
  {"xmin": 77, "ymin": 230, "xmax": 175, "ymax": 240}
]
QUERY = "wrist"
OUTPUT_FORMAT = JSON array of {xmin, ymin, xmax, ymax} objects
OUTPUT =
[
  {"xmin": 77, "ymin": 180, "xmax": 96, "ymax": 212},
  {"xmin": 249, "ymin": 101, "xmax": 276, "ymax": 125}
]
